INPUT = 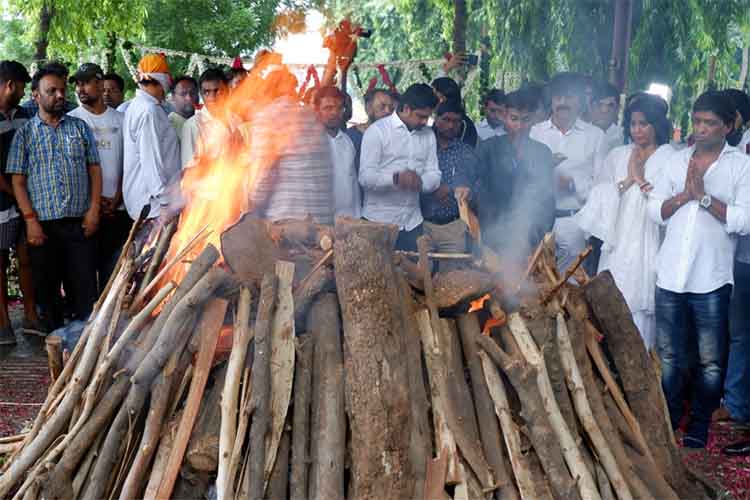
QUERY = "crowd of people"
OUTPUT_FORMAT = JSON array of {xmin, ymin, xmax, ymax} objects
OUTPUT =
[{"xmin": 0, "ymin": 50, "xmax": 749, "ymax": 453}]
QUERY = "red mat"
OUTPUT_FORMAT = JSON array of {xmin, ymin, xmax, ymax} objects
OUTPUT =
[{"xmin": 0, "ymin": 357, "xmax": 49, "ymax": 437}]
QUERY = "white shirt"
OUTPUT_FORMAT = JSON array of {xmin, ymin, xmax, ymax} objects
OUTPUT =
[
  {"xmin": 602, "ymin": 123, "xmax": 624, "ymax": 156},
  {"xmin": 169, "ymin": 112, "xmax": 187, "ymax": 138},
  {"xmin": 530, "ymin": 118, "xmax": 606, "ymax": 210},
  {"xmin": 68, "ymin": 106, "xmax": 124, "ymax": 200},
  {"xmin": 328, "ymin": 130, "xmax": 360, "ymax": 218},
  {"xmin": 476, "ymin": 118, "xmax": 506, "ymax": 142},
  {"xmin": 180, "ymin": 107, "xmax": 235, "ymax": 169},
  {"xmin": 359, "ymin": 112, "xmax": 441, "ymax": 230},
  {"xmin": 122, "ymin": 90, "xmax": 182, "ymax": 220},
  {"xmin": 647, "ymin": 144, "xmax": 750, "ymax": 293}
]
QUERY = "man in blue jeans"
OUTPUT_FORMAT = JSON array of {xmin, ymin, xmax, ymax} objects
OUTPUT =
[{"xmin": 648, "ymin": 91, "xmax": 750, "ymax": 448}]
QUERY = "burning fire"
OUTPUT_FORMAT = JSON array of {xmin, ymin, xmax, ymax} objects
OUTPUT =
[
  {"xmin": 468, "ymin": 293, "xmax": 507, "ymax": 335},
  {"xmin": 159, "ymin": 53, "xmax": 306, "ymax": 285}
]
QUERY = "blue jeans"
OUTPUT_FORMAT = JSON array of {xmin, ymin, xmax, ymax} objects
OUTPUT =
[
  {"xmin": 656, "ymin": 284, "xmax": 732, "ymax": 446},
  {"xmin": 725, "ymin": 261, "xmax": 750, "ymax": 422}
]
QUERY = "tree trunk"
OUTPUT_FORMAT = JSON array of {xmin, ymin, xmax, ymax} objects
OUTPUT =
[
  {"xmin": 740, "ymin": 45, "xmax": 749, "ymax": 91},
  {"xmin": 106, "ymin": 31, "xmax": 117, "ymax": 73},
  {"xmin": 453, "ymin": 0, "xmax": 467, "ymax": 57},
  {"xmin": 609, "ymin": 0, "xmax": 633, "ymax": 92},
  {"xmin": 34, "ymin": 3, "xmax": 53, "ymax": 63},
  {"xmin": 334, "ymin": 218, "xmax": 414, "ymax": 500}
]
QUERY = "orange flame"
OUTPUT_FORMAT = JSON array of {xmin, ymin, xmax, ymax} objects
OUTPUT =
[
  {"xmin": 159, "ymin": 52, "xmax": 306, "ymax": 285},
  {"xmin": 468, "ymin": 293, "xmax": 491, "ymax": 313}
]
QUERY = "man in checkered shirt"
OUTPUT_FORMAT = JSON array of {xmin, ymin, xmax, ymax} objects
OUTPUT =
[{"xmin": 7, "ymin": 63, "xmax": 102, "ymax": 331}]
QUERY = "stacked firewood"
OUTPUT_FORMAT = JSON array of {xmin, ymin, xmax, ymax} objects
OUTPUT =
[{"xmin": 0, "ymin": 215, "xmax": 715, "ymax": 500}]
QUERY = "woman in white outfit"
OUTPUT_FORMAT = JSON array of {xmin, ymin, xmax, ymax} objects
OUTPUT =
[{"xmin": 576, "ymin": 94, "xmax": 673, "ymax": 349}]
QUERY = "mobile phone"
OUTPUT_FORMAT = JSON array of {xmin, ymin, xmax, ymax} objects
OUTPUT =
[{"xmin": 466, "ymin": 54, "xmax": 479, "ymax": 66}]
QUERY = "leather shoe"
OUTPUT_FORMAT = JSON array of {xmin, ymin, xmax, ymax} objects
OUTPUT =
[{"xmin": 722, "ymin": 440, "xmax": 750, "ymax": 456}]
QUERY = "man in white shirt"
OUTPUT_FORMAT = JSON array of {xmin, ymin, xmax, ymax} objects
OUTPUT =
[
  {"xmin": 68, "ymin": 63, "xmax": 129, "ymax": 289},
  {"xmin": 359, "ymin": 83, "xmax": 441, "ymax": 251},
  {"xmin": 122, "ymin": 53, "xmax": 181, "ymax": 222},
  {"xmin": 530, "ymin": 72, "xmax": 605, "ymax": 273},
  {"xmin": 168, "ymin": 75, "xmax": 198, "ymax": 137},
  {"xmin": 181, "ymin": 69, "xmax": 232, "ymax": 168},
  {"xmin": 590, "ymin": 82, "xmax": 623, "ymax": 155},
  {"xmin": 648, "ymin": 91, "xmax": 750, "ymax": 449},
  {"xmin": 314, "ymin": 86, "xmax": 360, "ymax": 218},
  {"xmin": 476, "ymin": 88, "xmax": 506, "ymax": 142}
]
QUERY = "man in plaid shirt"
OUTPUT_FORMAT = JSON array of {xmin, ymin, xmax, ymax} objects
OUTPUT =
[{"xmin": 7, "ymin": 63, "xmax": 102, "ymax": 330}]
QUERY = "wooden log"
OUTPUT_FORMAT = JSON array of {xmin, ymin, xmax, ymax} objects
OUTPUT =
[
  {"xmin": 506, "ymin": 314, "xmax": 600, "ymax": 500},
  {"xmin": 396, "ymin": 273, "xmax": 431, "ymax": 500},
  {"xmin": 424, "ymin": 450, "xmax": 451, "ymax": 500},
  {"xmin": 293, "ymin": 265, "xmax": 334, "ymax": 330},
  {"xmin": 246, "ymin": 273, "xmax": 278, "ymax": 500},
  {"xmin": 308, "ymin": 293, "xmax": 345, "ymax": 500},
  {"xmin": 186, "ymin": 363, "xmax": 228, "ymax": 472},
  {"xmin": 268, "ymin": 425, "xmax": 291, "ymax": 500},
  {"xmin": 45, "ymin": 336, "xmax": 63, "ymax": 384},
  {"xmin": 218, "ymin": 287, "xmax": 253, "ymax": 499},
  {"xmin": 432, "ymin": 270, "xmax": 497, "ymax": 309},
  {"xmin": 479, "ymin": 351, "xmax": 536, "ymax": 500},
  {"xmin": 416, "ymin": 310, "xmax": 461, "ymax": 484},
  {"xmin": 526, "ymin": 448, "xmax": 555, "ymax": 500},
  {"xmin": 418, "ymin": 235, "xmax": 494, "ymax": 491},
  {"xmin": 564, "ymin": 319, "xmax": 657, "ymax": 500},
  {"xmin": 227, "ymin": 343, "xmax": 255, "ymax": 499},
  {"xmin": 595, "ymin": 462, "xmax": 616, "ymax": 500},
  {"xmin": 290, "ymin": 336, "xmax": 313, "ymax": 500},
  {"xmin": 525, "ymin": 314, "xmax": 579, "ymax": 437},
  {"xmin": 138, "ymin": 216, "xmax": 179, "ymax": 296},
  {"xmin": 265, "ymin": 261, "xmax": 296, "ymax": 491},
  {"xmin": 143, "ymin": 410, "xmax": 180, "ymax": 499},
  {"xmin": 458, "ymin": 314, "xmax": 519, "ymax": 500},
  {"xmin": 334, "ymin": 218, "xmax": 415, "ymax": 500},
  {"xmin": 118, "ymin": 346, "xmax": 192, "ymax": 500},
  {"xmin": 221, "ymin": 214, "xmax": 281, "ymax": 285},
  {"xmin": 155, "ymin": 298, "xmax": 229, "ymax": 500},
  {"xmin": 555, "ymin": 314, "xmax": 632, "ymax": 500},
  {"xmin": 584, "ymin": 271, "xmax": 702, "ymax": 498},
  {"xmin": 83, "ymin": 267, "xmax": 229, "ymax": 500},
  {"xmin": 476, "ymin": 331, "xmax": 580, "ymax": 500},
  {"xmin": 1, "ymin": 265, "xmax": 131, "ymax": 500}
]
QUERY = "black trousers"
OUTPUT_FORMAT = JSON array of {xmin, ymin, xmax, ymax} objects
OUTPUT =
[
  {"xmin": 97, "ymin": 210, "xmax": 132, "ymax": 291},
  {"xmin": 395, "ymin": 224, "xmax": 424, "ymax": 252},
  {"xmin": 29, "ymin": 218, "xmax": 97, "ymax": 329}
]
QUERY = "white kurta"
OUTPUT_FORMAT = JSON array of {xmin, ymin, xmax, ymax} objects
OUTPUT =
[{"xmin": 576, "ymin": 143, "xmax": 674, "ymax": 349}]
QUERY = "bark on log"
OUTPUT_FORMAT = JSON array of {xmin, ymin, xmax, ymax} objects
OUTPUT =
[
  {"xmin": 525, "ymin": 314, "xmax": 579, "ymax": 437},
  {"xmin": 221, "ymin": 214, "xmax": 281, "ymax": 285},
  {"xmin": 458, "ymin": 314, "xmax": 519, "ymax": 500},
  {"xmin": 334, "ymin": 218, "xmax": 414, "ymax": 500},
  {"xmin": 293, "ymin": 265, "xmax": 334, "ymax": 330},
  {"xmin": 555, "ymin": 314, "xmax": 632, "ymax": 500},
  {"xmin": 309, "ymin": 293, "xmax": 345, "ymax": 500},
  {"xmin": 143, "ymin": 410, "xmax": 180, "ymax": 499},
  {"xmin": 396, "ymin": 273, "xmax": 431, "ymax": 500},
  {"xmin": 218, "ymin": 287, "xmax": 253, "ymax": 500},
  {"xmin": 45, "ymin": 335, "xmax": 63, "ymax": 384},
  {"xmin": 119, "ymin": 346, "xmax": 192, "ymax": 500},
  {"xmin": 432, "ymin": 270, "xmax": 497, "ymax": 309},
  {"xmin": 477, "ymin": 331, "xmax": 580, "ymax": 500},
  {"xmin": 479, "ymin": 351, "xmax": 536, "ymax": 500},
  {"xmin": 290, "ymin": 336, "xmax": 313, "ymax": 500},
  {"xmin": 506, "ymin": 313, "xmax": 599, "ymax": 500},
  {"xmin": 416, "ymin": 309, "xmax": 461, "ymax": 485},
  {"xmin": 264, "ymin": 261, "xmax": 296, "ymax": 490},
  {"xmin": 156, "ymin": 298, "xmax": 228, "ymax": 500},
  {"xmin": 267, "ymin": 425, "xmax": 291, "ymax": 500},
  {"xmin": 186, "ymin": 362, "xmax": 228, "ymax": 472},
  {"xmin": 565, "ymin": 319, "xmax": 657, "ymax": 500},
  {"xmin": 83, "ymin": 267, "xmax": 230, "ymax": 500},
  {"xmin": 4, "ymin": 266, "xmax": 130, "ymax": 500},
  {"xmin": 246, "ymin": 273, "xmax": 278, "ymax": 500},
  {"xmin": 584, "ymin": 271, "xmax": 701, "ymax": 498}
]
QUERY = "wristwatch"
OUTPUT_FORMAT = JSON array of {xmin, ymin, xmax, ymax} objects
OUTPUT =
[{"xmin": 700, "ymin": 194, "xmax": 712, "ymax": 209}]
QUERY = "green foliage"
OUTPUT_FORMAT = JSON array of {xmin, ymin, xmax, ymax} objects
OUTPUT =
[
  {"xmin": 0, "ymin": 16, "xmax": 35, "ymax": 63},
  {"xmin": 327, "ymin": 0, "xmax": 750, "ymax": 126}
]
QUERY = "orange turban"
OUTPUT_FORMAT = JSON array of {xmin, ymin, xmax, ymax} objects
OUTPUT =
[{"xmin": 138, "ymin": 53, "xmax": 170, "ymax": 74}]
